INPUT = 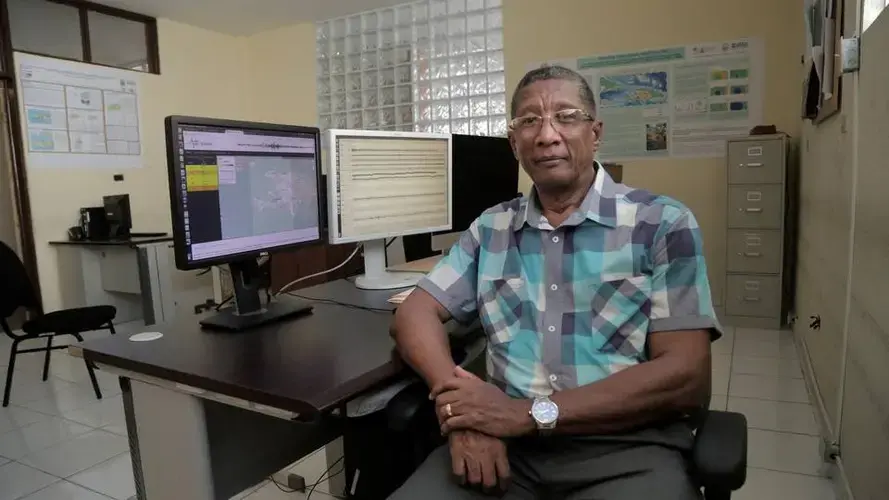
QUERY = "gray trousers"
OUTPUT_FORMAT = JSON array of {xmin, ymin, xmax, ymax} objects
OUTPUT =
[{"xmin": 388, "ymin": 434, "xmax": 701, "ymax": 500}]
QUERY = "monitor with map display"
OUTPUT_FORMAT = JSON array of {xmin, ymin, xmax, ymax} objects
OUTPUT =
[{"xmin": 165, "ymin": 115, "xmax": 323, "ymax": 331}]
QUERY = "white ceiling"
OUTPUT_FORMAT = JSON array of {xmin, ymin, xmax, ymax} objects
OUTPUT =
[{"xmin": 90, "ymin": 0, "xmax": 414, "ymax": 35}]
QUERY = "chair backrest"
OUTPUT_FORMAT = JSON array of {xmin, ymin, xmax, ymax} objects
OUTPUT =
[
  {"xmin": 402, "ymin": 233, "xmax": 440, "ymax": 263},
  {"xmin": 0, "ymin": 241, "xmax": 41, "ymax": 320}
]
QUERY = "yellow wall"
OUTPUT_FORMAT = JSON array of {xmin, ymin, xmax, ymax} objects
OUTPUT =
[
  {"xmin": 24, "ymin": 17, "xmax": 319, "ymax": 312},
  {"xmin": 503, "ymin": 0, "xmax": 803, "ymax": 307},
  {"xmin": 244, "ymin": 23, "xmax": 318, "ymax": 125},
  {"xmin": 27, "ymin": 19, "xmax": 256, "ymax": 311},
  {"xmin": 27, "ymin": 0, "xmax": 803, "ymax": 313}
]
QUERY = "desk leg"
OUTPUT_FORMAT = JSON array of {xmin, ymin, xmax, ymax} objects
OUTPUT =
[{"xmin": 122, "ymin": 378, "xmax": 215, "ymax": 499}]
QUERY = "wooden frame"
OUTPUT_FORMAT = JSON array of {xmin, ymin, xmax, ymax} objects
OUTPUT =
[
  {"xmin": 3, "ymin": 0, "xmax": 161, "ymax": 74},
  {"xmin": 0, "ymin": 2, "xmax": 41, "ymax": 302},
  {"xmin": 815, "ymin": 0, "xmax": 844, "ymax": 123},
  {"xmin": 0, "ymin": 0, "xmax": 162, "ymax": 305}
]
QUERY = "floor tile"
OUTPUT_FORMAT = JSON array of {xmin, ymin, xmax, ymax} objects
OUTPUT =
[
  {"xmin": 17, "ymin": 384, "xmax": 102, "ymax": 417},
  {"xmin": 19, "ymin": 429, "xmax": 129, "ymax": 478},
  {"xmin": 0, "ymin": 406, "xmax": 50, "ymax": 435},
  {"xmin": 21, "ymin": 480, "xmax": 114, "ymax": 500},
  {"xmin": 3, "ymin": 377, "xmax": 77, "ymax": 405},
  {"xmin": 69, "ymin": 452, "xmax": 135, "ymax": 500},
  {"xmin": 712, "ymin": 327, "xmax": 734, "ymax": 355},
  {"xmin": 735, "ymin": 467, "xmax": 836, "ymax": 500},
  {"xmin": 246, "ymin": 481, "xmax": 336, "ymax": 500},
  {"xmin": 712, "ymin": 354, "xmax": 731, "ymax": 395},
  {"xmin": 0, "ymin": 461, "xmax": 58, "ymax": 500},
  {"xmin": 728, "ymin": 397, "xmax": 820, "ymax": 435},
  {"xmin": 286, "ymin": 448, "xmax": 344, "ymax": 496},
  {"xmin": 732, "ymin": 355, "xmax": 804, "ymax": 379},
  {"xmin": 733, "ymin": 329, "xmax": 798, "ymax": 359},
  {"xmin": 729, "ymin": 374, "xmax": 811, "ymax": 404},
  {"xmin": 100, "ymin": 422, "xmax": 127, "ymax": 437},
  {"xmin": 48, "ymin": 356, "xmax": 121, "ymax": 397},
  {"xmin": 0, "ymin": 416, "xmax": 93, "ymax": 459},
  {"xmin": 63, "ymin": 395, "xmax": 125, "ymax": 429},
  {"xmin": 709, "ymin": 394, "xmax": 727, "ymax": 411},
  {"xmin": 746, "ymin": 429, "xmax": 825, "ymax": 476}
]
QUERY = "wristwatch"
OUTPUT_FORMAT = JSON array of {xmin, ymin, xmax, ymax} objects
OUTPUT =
[{"xmin": 530, "ymin": 396, "xmax": 559, "ymax": 434}]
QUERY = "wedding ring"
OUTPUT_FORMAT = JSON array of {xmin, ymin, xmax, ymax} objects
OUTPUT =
[{"xmin": 445, "ymin": 403, "xmax": 453, "ymax": 418}]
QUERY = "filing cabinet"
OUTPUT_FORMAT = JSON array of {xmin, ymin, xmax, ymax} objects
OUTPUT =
[
  {"xmin": 724, "ymin": 134, "xmax": 793, "ymax": 329},
  {"xmin": 727, "ymin": 185, "xmax": 784, "ymax": 229}
]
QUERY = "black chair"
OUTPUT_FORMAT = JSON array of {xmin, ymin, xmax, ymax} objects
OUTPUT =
[
  {"xmin": 0, "ymin": 241, "xmax": 117, "ymax": 407},
  {"xmin": 402, "ymin": 233, "xmax": 440, "ymax": 263},
  {"xmin": 385, "ymin": 345, "xmax": 748, "ymax": 499}
]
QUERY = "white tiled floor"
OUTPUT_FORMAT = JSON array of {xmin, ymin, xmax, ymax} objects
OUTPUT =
[
  {"xmin": 0, "ymin": 325, "xmax": 342, "ymax": 500},
  {"xmin": 710, "ymin": 326, "xmax": 838, "ymax": 500},
  {"xmin": 0, "ymin": 325, "xmax": 838, "ymax": 499}
]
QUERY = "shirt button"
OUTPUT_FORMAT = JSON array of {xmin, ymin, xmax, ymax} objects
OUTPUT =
[
  {"xmin": 548, "ymin": 325, "xmax": 556, "ymax": 332},
  {"xmin": 550, "ymin": 284, "xmax": 558, "ymax": 291},
  {"xmin": 552, "ymin": 236, "xmax": 560, "ymax": 243},
  {"xmin": 549, "ymin": 374, "xmax": 558, "ymax": 382}
]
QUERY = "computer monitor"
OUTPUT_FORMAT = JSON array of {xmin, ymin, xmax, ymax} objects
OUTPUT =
[
  {"xmin": 440, "ymin": 134, "xmax": 520, "ymax": 234},
  {"xmin": 103, "ymin": 194, "xmax": 132, "ymax": 239},
  {"xmin": 327, "ymin": 129, "xmax": 452, "ymax": 290},
  {"xmin": 165, "ymin": 115, "xmax": 324, "ymax": 331}
]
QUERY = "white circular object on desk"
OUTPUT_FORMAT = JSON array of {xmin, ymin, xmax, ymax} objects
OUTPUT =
[{"xmin": 129, "ymin": 332, "xmax": 163, "ymax": 342}]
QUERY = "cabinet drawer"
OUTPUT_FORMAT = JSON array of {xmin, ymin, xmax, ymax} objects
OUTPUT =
[
  {"xmin": 728, "ymin": 140, "xmax": 784, "ymax": 184},
  {"xmin": 726, "ymin": 229, "xmax": 783, "ymax": 274},
  {"xmin": 727, "ymin": 185, "xmax": 783, "ymax": 229},
  {"xmin": 725, "ymin": 275, "xmax": 782, "ymax": 318}
]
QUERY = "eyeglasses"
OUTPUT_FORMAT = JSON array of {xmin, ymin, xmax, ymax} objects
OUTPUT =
[{"xmin": 508, "ymin": 109, "xmax": 594, "ymax": 133}]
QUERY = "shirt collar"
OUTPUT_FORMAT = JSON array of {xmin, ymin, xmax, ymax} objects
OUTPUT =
[{"xmin": 514, "ymin": 161, "xmax": 618, "ymax": 231}]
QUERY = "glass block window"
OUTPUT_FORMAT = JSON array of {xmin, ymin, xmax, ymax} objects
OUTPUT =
[{"xmin": 316, "ymin": 0, "xmax": 506, "ymax": 138}]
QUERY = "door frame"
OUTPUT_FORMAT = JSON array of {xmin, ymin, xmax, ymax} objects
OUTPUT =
[{"xmin": 0, "ymin": 0, "xmax": 43, "ymax": 306}]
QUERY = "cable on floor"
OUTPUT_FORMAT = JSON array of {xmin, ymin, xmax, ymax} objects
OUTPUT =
[{"xmin": 307, "ymin": 456, "xmax": 346, "ymax": 500}]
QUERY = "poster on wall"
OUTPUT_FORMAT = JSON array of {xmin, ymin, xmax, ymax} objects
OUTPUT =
[
  {"xmin": 14, "ymin": 52, "xmax": 144, "ymax": 169},
  {"xmin": 527, "ymin": 38, "xmax": 765, "ymax": 160}
]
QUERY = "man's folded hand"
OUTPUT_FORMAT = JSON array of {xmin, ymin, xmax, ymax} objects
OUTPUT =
[{"xmin": 448, "ymin": 429, "xmax": 510, "ymax": 495}]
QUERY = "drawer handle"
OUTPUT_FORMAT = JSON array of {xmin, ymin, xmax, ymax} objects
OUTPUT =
[
  {"xmin": 740, "ymin": 252, "xmax": 762, "ymax": 257},
  {"xmin": 739, "ymin": 207, "xmax": 763, "ymax": 213},
  {"xmin": 742, "ymin": 296, "xmax": 761, "ymax": 302},
  {"xmin": 742, "ymin": 162, "xmax": 763, "ymax": 168}
]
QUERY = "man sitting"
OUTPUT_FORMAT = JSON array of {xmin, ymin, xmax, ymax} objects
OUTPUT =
[{"xmin": 388, "ymin": 65, "xmax": 721, "ymax": 500}]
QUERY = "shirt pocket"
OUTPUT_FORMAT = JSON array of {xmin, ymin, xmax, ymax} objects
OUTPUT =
[
  {"xmin": 589, "ymin": 274, "xmax": 653, "ymax": 357},
  {"xmin": 478, "ymin": 276, "xmax": 525, "ymax": 345}
]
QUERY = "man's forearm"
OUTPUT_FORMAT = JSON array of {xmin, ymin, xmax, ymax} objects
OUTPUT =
[
  {"xmin": 545, "ymin": 354, "xmax": 709, "ymax": 435},
  {"xmin": 391, "ymin": 309, "xmax": 456, "ymax": 388}
]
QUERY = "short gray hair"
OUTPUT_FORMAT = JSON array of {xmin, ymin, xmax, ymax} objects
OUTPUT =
[{"xmin": 509, "ymin": 65, "xmax": 597, "ymax": 118}]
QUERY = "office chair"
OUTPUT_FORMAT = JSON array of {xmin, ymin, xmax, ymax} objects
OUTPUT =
[
  {"xmin": 0, "ymin": 241, "xmax": 117, "ymax": 407},
  {"xmin": 385, "ymin": 341, "xmax": 748, "ymax": 499},
  {"xmin": 401, "ymin": 233, "xmax": 440, "ymax": 263}
]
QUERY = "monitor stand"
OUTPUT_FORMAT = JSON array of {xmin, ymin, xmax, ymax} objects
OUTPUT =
[
  {"xmin": 200, "ymin": 259, "xmax": 313, "ymax": 332},
  {"xmin": 354, "ymin": 239, "xmax": 426, "ymax": 290}
]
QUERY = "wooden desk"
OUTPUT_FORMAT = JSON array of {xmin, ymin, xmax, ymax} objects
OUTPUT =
[{"xmin": 76, "ymin": 277, "xmax": 471, "ymax": 499}]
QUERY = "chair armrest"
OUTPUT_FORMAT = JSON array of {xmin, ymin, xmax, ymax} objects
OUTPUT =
[
  {"xmin": 692, "ymin": 410, "xmax": 748, "ymax": 491},
  {"xmin": 385, "ymin": 335, "xmax": 486, "ymax": 433},
  {"xmin": 386, "ymin": 380, "xmax": 432, "ymax": 432}
]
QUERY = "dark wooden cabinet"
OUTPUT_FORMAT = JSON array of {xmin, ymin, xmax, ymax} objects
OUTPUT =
[{"xmin": 270, "ymin": 242, "xmax": 364, "ymax": 293}]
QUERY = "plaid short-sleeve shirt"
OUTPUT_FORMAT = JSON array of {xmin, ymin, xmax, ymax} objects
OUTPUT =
[{"xmin": 418, "ymin": 164, "xmax": 722, "ymax": 399}]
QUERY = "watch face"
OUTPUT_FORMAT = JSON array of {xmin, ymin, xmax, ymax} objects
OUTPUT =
[{"xmin": 532, "ymin": 399, "xmax": 558, "ymax": 425}]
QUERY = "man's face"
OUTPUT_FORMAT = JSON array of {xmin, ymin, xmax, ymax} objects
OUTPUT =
[{"xmin": 508, "ymin": 79, "xmax": 602, "ymax": 192}]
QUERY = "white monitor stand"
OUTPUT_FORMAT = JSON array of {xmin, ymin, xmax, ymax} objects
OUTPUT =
[{"xmin": 355, "ymin": 239, "xmax": 425, "ymax": 290}]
